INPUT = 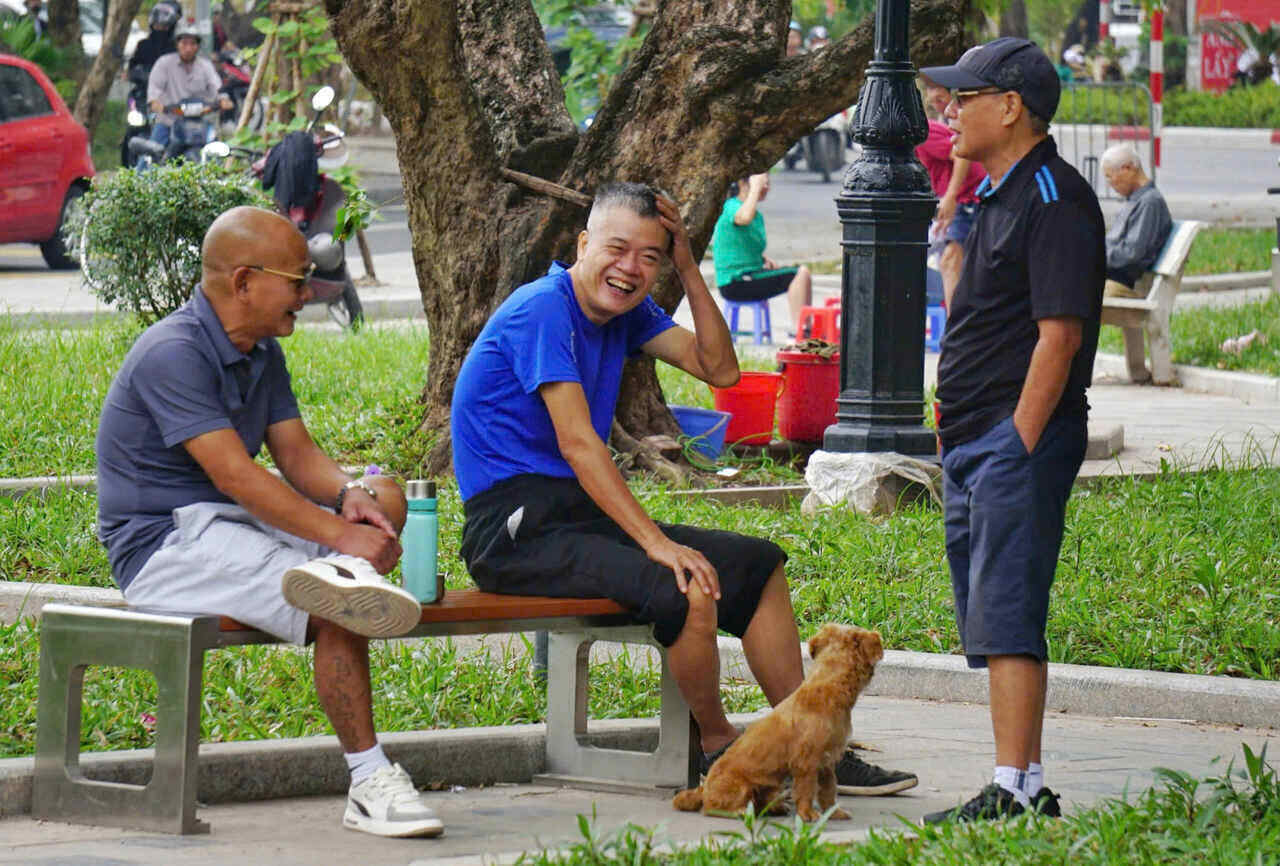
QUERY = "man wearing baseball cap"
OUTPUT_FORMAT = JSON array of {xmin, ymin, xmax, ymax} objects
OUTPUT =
[{"xmin": 918, "ymin": 38, "xmax": 1106, "ymax": 824}]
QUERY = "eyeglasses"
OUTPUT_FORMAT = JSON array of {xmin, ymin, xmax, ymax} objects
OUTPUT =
[
  {"xmin": 951, "ymin": 87, "xmax": 1006, "ymax": 107},
  {"xmin": 246, "ymin": 263, "xmax": 316, "ymax": 289}
]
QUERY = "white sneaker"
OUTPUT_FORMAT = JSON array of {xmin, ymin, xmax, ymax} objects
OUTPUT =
[
  {"xmin": 344, "ymin": 763, "xmax": 444, "ymax": 838},
  {"xmin": 282, "ymin": 556, "xmax": 420, "ymax": 638}
]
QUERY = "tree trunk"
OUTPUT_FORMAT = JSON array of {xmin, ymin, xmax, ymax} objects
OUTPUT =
[
  {"xmin": 73, "ymin": 0, "xmax": 146, "ymax": 138},
  {"xmin": 323, "ymin": 0, "xmax": 968, "ymax": 476},
  {"xmin": 998, "ymin": 0, "xmax": 1027, "ymax": 39},
  {"xmin": 46, "ymin": 0, "xmax": 85, "ymax": 81}
]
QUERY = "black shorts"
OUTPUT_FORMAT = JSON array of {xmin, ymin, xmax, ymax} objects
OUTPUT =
[
  {"xmin": 719, "ymin": 267, "xmax": 798, "ymax": 303},
  {"xmin": 460, "ymin": 474, "xmax": 786, "ymax": 646}
]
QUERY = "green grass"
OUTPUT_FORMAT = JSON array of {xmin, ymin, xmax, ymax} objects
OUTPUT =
[
  {"xmin": 0, "ymin": 318, "xmax": 436, "ymax": 479},
  {"xmin": 514, "ymin": 745, "xmax": 1280, "ymax": 863},
  {"xmin": 0, "ymin": 619, "xmax": 766, "ymax": 759},
  {"xmin": 8, "ymin": 461, "xmax": 1280, "ymax": 678},
  {"xmin": 1184, "ymin": 227, "xmax": 1273, "ymax": 276},
  {"xmin": 91, "ymin": 99, "xmax": 127, "ymax": 172},
  {"xmin": 1100, "ymin": 294, "xmax": 1280, "ymax": 377}
]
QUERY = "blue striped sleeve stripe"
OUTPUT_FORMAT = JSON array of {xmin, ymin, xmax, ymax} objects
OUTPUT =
[{"xmin": 1035, "ymin": 166, "xmax": 1060, "ymax": 203}]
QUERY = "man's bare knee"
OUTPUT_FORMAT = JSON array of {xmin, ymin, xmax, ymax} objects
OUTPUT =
[{"xmin": 681, "ymin": 582, "xmax": 718, "ymax": 637}]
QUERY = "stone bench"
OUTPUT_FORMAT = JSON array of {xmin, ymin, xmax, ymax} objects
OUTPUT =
[{"xmin": 33, "ymin": 592, "xmax": 695, "ymax": 834}]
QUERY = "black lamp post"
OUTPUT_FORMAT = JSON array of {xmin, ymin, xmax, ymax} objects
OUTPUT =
[{"xmin": 823, "ymin": 0, "xmax": 937, "ymax": 456}]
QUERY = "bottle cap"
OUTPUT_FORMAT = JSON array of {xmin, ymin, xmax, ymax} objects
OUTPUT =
[{"xmin": 407, "ymin": 479, "xmax": 436, "ymax": 499}]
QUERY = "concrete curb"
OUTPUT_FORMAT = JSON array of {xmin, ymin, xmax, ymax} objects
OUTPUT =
[
  {"xmin": 1182, "ymin": 270, "xmax": 1272, "ymax": 292},
  {"xmin": 0, "ymin": 719, "xmax": 664, "ymax": 820},
  {"xmin": 5, "ymin": 581, "xmax": 1278, "ymax": 732},
  {"xmin": 1094, "ymin": 352, "xmax": 1280, "ymax": 403}
]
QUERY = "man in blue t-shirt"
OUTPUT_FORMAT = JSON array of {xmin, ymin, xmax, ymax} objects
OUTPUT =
[
  {"xmin": 452, "ymin": 182, "xmax": 917, "ymax": 795},
  {"xmin": 96, "ymin": 207, "xmax": 444, "ymax": 839}
]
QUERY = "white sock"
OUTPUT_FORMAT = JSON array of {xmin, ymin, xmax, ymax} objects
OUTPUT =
[
  {"xmin": 345, "ymin": 742, "xmax": 391, "ymax": 786},
  {"xmin": 1025, "ymin": 762, "xmax": 1044, "ymax": 796},
  {"xmin": 993, "ymin": 765, "xmax": 1032, "ymax": 807}
]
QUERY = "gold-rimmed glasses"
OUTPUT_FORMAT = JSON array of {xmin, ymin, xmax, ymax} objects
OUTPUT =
[
  {"xmin": 246, "ymin": 263, "xmax": 317, "ymax": 290},
  {"xmin": 951, "ymin": 87, "xmax": 1005, "ymax": 108}
]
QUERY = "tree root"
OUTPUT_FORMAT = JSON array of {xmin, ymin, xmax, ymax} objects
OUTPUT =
[{"xmin": 611, "ymin": 420, "xmax": 687, "ymax": 487}]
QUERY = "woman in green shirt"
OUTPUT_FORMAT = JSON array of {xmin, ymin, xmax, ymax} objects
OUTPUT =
[{"xmin": 711, "ymin": 173, "xmax": 812, "ymax": 334}]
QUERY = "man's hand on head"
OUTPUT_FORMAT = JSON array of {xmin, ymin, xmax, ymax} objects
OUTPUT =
[
  {"xmin": 655, "ymin": 194, "xmax": 697, "ymax": 274},
  {"xmin": 644, "ymin": 534, "xmax": 721, "ymax": 600}
]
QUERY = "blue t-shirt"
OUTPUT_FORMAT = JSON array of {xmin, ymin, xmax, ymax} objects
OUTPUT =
[
  {"xmin": 96, "ymin": 288, "xmax": 301, "ymax": 589},
  {"xmin": 451, "ymin": 263, "xmax": 676, "ymax": 500}
]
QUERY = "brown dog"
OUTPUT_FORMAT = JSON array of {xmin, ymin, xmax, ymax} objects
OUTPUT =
[{"xmin": 672, "ymin": 623, "xmax": 884, "ymax": 821}]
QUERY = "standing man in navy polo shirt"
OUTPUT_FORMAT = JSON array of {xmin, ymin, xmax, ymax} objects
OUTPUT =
[
  {"xmin": 451, "ymin": 182, "xmax": 918, "ymax": 796},
  {"xmin": 96, "ymin": 207, "xmax": 444, "ymax": 839},
  {"xmin": 919, "ymin": 39, "xmax": 1105, "ymax": 823}
]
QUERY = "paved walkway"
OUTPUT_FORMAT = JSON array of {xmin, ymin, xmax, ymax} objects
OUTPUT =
[{"xmin": 3, "ymin": 696, "xmax": 1275, "ymax": 865}]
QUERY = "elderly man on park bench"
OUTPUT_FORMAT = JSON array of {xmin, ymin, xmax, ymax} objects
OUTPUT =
[
  {"xmin": 95, "ymin": 206, "xmax": 443, "ymax": 839},
  {"xmin": 450, "ymin": 181, "xmax": 918, "ymax": 796}
]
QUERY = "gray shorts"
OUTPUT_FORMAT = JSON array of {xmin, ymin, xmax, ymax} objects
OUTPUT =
[{"xmin": 122, "ymin": 502, "xmax": 336, "ymax": 645}]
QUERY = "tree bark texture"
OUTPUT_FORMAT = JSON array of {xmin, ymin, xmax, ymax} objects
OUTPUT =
[
  {"xmin": 46, "ymin": 0, "xmax": 85, "ymax": 80},
  {"xmin": 72, "ymin": 0, "xmax": 146, "ymax": 138},
  {"xmin": 323, "ymin": 0, "xmax": 968, "ymax": 474}
]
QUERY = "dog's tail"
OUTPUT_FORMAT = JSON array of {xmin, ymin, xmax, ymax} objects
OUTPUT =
[{"xmin": 672, "ymin": 786, "xmax": 704, "ymax": 812}]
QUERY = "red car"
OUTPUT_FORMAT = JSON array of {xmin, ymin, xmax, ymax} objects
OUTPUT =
[{"xmin": 0, "ymin": 53, "xmax": 95, "ymax": 269}]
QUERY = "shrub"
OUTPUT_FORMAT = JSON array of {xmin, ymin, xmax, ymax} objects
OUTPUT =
[{"xmin": 67, "ymin": 162, "xmax": 273, "ymax": 324}]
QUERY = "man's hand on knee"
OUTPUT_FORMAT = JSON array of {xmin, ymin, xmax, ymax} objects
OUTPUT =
[
  {"xmin": 644, "ymin": 535, "xmax": 720, "ymax": 600},
  {"xmin": 332, "ymin": 522, "xmax": 402, "ymax": 574}
]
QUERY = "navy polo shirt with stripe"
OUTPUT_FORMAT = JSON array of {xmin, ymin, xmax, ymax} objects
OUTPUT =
[
  {"xmin": 936, "ymin": 136, "xmax": 1105, "ymax": 450},
  {"xmin": 95, "ymin": 288, "xmax": 301, "ymax": 589}
]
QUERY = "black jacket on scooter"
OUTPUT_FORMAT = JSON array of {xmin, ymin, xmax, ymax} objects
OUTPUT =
[
  {"xmin": 127, "ymin": 29, "xmax": 176, "ymax": 77},
  {"xmin": 262, "ymin": 131, "xmax": 319, "ymax": 214}
]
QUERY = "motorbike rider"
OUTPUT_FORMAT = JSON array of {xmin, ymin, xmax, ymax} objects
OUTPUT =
[
  {"xmin": 127, "ymin": 0, "xmax": 182, "ymax": 81},
  {"xmin": 806, "ymin": 25, "xmax": 829, "ymax": 51},
  {"xmin": 147, "ymin": 23, "xmax": 232, "ymax": 154},
  {"xmin": 785, "ymin": 20, "xmax": 803, "ymax": 57}
]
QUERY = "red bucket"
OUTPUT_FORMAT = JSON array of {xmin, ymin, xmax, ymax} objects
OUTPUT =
[
  {"xmin": 776, "ymin": 350, "xmax": 840, "ymax": 443},
  {"xmin": 711, "ymin": 371, "xmax": 783, "ymax": 446}
]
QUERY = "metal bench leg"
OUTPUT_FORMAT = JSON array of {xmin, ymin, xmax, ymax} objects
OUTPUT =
[
  {"xmin": 539, "ymin": 626, "xmax": 694, "ymax": 795},
  {"xmin": 33, "ymin": 609, "xmax": 219, "ymax": 834},
  {"xmin": 1121, "ymin": 325, "xmax": 1151, "ymax": 383}
]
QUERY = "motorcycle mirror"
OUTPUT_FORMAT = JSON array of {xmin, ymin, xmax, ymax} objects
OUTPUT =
[
  {"xmin": 311, "ymin": 86, "xmax": 336, "ymax": 113},
  {"xmin": 201, "ymin": 141, "xmax": 231, "ymax": 161}
]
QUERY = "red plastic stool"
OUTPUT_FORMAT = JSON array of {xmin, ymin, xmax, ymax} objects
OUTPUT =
[{"xmin": 797, "ymin": 305, "xmax": 840, "ymax": 343}]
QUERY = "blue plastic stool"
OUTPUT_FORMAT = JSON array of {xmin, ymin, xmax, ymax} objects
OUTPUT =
[
  {"xmin": 724, "ymin": 299, "xmax": 772, "ymax": 345},
  {"xmin": 925, "ymin": 305, "xmax": 946, "ymax": 353}
]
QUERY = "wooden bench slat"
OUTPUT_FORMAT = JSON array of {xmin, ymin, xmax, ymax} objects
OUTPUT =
[{"xmin": 217, "ymin": 589, "xmax": 629, "ymax": 632}]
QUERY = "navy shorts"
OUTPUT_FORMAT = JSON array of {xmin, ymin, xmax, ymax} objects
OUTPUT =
[
  {"xmin": 941, "ymin": 413, "xmax": 1086, "ymax": 668},
  {"xmin": 460, "ymin": 474, "xmax": 785, "ymax": 647},
  {"xmin": 719, "ymin": 267, "xmax": 798, "ymax": 303}
]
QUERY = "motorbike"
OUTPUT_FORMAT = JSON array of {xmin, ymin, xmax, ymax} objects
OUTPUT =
[
  {"xmin": 214, "ymin": 48, "xmax": 265, "ymax": 135},
  {"xmin": 783, "ymin": 108, "xmax": 852, "ymax": 183},
  {"xmin": 803, "ymin": 109, "xmax": 850, "ymax": 184},
  {"xmin": 120, "ymin": 65, "xmax": 153, "ymax": 167},
  {"xmin": 208, "ymin": 86, "xmax": 363, "ymax": 329},
  {"xmin": 126, "ymin": 98, "xmax": 221, "ymax": 169}
]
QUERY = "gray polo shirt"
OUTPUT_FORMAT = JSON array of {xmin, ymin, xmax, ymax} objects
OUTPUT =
[
  {"xmin": 96, "ymin": 288, "xmax": 300, "ymax": 589},
  {"xmin": 146, "ymin": 51, "xmax": 222, "ymax": 127}
]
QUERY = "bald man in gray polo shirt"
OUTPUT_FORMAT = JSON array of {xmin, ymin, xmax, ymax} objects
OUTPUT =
[{"xmin": 95, "ymin": 206, "xmax": 444, "ymax": 839}]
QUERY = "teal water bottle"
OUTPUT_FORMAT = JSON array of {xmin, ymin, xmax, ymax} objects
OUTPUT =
[{"xmin": 403, "ymin": 479, "xmax": 441, "ymax": 603}]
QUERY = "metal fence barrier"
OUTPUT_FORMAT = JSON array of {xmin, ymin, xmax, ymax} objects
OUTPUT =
[{"xmin": 1051, "ymin": 82, "xmax": 1156, "ymax": 200}]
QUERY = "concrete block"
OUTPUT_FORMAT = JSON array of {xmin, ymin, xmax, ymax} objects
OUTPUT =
[{"xmin": 1086, "ymin": 423, "xmax": 1124, "ymax": 459}]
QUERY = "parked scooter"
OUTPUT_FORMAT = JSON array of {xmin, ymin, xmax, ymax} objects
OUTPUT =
[
  {"xmin": 126, "ymin": 98, "xmax": 222, "ymax": 169},
  {"xmin": 210, "ymin": 86, "xmax": 363, "ymax": 329},
  {"xmin": 214, "ymin": 48, "xmax": 265, "ymax": 135}
]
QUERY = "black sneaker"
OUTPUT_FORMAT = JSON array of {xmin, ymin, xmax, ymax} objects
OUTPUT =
[
  {"xmin": 1029, "ymin": 786, "xmax": 1062, "ymax": 817},
  {"xmin": 698, "ymin": 740, "xmax": 733, "ymax": 777},
  {"xmin": 921, "ymin": 783, "xmax": 1025, "ymax": 825},
  {"xmin": 834, "ymin": 748, "xmax": 918, "ymax": 795}
]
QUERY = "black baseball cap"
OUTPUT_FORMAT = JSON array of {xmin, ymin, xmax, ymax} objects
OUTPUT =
[{"xmin": 920, "ymin": 37, "xmax": 1060, "ymax": 123}]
